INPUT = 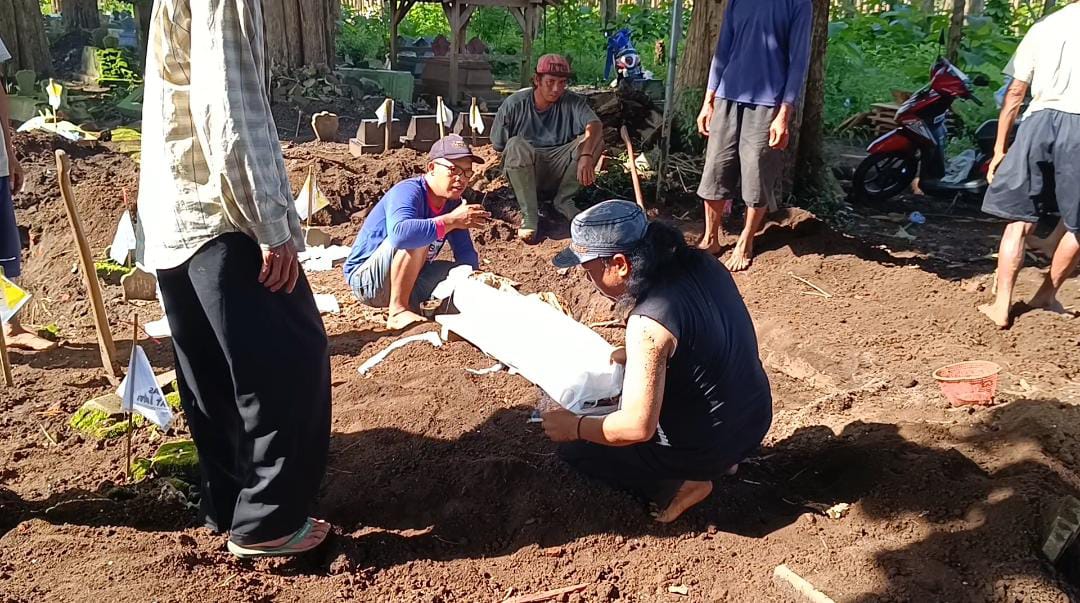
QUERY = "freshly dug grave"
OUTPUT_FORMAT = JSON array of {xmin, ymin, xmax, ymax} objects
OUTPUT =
[{"xmin": 2, "ymin": 133, "xmax": 1080, "ymax": 602}]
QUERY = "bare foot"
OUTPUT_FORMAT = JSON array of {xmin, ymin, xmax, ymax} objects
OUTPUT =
[
  {"xmin": 724, "ymin": 237, "xmax": 754, "ymax": 272},
  {"xmin": 653, "ymin": 480, "xmax": 713, "ymax": 524},
  {"xmin": 696, "ymin": 236, "xmax": 722, "ymax": 256},
  {"xmin": 229, "ymin": 518, "xmax": 331, "ymax": 557},
  {"xmin": 386, "ymin": 309, "xmax": 426, "ymax": 330},
  {"xmin": 978, "ymin": 302, "xmax": 1011, "ymax": 329},
  {"xmin": 1029, "ymin": 292, "xmax": 1076, "ymax": 318},
  {"xmin": 3, "ymin": 326, "xmax": 58, "ymax": 352}
]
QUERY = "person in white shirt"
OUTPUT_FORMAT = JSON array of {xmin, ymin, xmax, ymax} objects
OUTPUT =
[
  {"xmin": 0, "ymin": 36, "xmax": 55, "ymax": 352},
  {"xmin": 136, "ymin": 1, "xmax": 331, "ymax": 557},
  {"xmin": 979, "ymin": 1, "xmax": 1080, "ymax": 329}
]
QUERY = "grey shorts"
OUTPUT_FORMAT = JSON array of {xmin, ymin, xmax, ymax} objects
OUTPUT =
[
  {"xmin": 346, "ymin": 239, "xmax": 461, "ymax": 308},
  {"xmin": 982, "ymin": 109, "xmax": 1079, "ymax": 232},
  {"xmin": 697, "ymin": 99, "xmax": 782, "ymax": 209}
]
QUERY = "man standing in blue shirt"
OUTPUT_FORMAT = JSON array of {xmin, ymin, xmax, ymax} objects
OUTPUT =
[
  {"xmin": 344, "ymin": 135, "xmax": 490, "ymax": 329},
  {"xmin": 695, "ymin": 0, "xmax": 813, "ymax": 271}
]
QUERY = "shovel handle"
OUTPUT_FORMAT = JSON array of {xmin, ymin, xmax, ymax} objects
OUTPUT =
[{"xmin": 619, "ymin": 126, "xmax": 646, "ymax": 212}]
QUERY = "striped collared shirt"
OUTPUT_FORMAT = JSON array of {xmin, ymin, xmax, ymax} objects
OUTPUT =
[{"xmin": 136, "ymin": 0, "xmax": 303, "ymax": 270}]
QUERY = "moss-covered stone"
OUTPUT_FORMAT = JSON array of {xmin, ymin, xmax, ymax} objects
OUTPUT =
[
  {"xmin": 94, "ymin": 259, "xmax": 134, "ymax": 285},
  {"xmin": 69, "ymin": 406, "xmax": 144, "ymax": 440},
  {"xmin": 131, "ymin": 440, "xmax": 199, "ymax": 482}
]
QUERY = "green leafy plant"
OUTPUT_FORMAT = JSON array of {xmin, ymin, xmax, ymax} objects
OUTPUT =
[
  {"xmin": 96, "ymin": 47, "xmax": 142, "ymax": 84},
  {"xmin": 337, "ymin": 5, "xmax": 389, "ymax": 66}
]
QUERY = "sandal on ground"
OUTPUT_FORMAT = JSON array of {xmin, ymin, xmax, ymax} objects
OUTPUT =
[{"xmin": 226, "ymin": 517, "xmax": 329, "ymax": 559}]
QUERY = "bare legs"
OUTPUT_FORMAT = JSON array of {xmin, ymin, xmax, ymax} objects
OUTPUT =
[
  {"xmin": 387, "ymin": 247, "xmax": 428, "ymax": 330},
  {"xmin": 725, "ymin": 205, "xmax": 768, "ymax": 272},
  {"xmin": 1029, "ymin": 230, "xmax": 1080, "ymax": 315},
  {"xmin": 980, "ymin": 222, "xmax": 1079, "ymax": 328},
  {"xmin": 697, "ymin": 199, "xmax": 731, "ymax": 255},
  {"xmin": 1027, "ymin": 219, "xmax": 1067, "ymax": 259}
]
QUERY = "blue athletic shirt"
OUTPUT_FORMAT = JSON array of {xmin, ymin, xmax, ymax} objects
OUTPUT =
[{"xmin": 342, "ymin": 176, "xmax": 479, "ymax": 281}]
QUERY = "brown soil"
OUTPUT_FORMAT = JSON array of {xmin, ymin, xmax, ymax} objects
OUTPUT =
[{"xmin": 3, "ymin": 133, "xmax": 1080, "ymax": 602}]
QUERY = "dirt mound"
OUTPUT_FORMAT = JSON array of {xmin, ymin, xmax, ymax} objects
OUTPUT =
[{"xmin": 12, "ymin": 134, "xmax": 138, "ymax": 332}]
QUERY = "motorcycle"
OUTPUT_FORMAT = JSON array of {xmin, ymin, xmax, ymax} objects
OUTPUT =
[{"xmin": 852, "ymin": 57, "xmax": 998, "ymax": 203}]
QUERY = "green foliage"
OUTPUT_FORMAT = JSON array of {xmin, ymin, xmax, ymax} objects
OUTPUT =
[
  {"xmin": 825, "ymin": 5, "xmax": 1023, "ymax": 139},
  {"xmin": 338, "ymin": 6, "xmax": 389, "ymax": 66},
  {"xmin": 131, "ymin": 440, "xmax": 199, "ymax": 482},
  {"xmin": 99, "ymin": 0, "xmax": 134, "ymax": 17},
  {"xmin": 401, "ymin": 3, "xmax": 451, "ymax": 38},
  {"xmin": 96, "ymin": 47, "xmax": 141, "ymax": 83}
]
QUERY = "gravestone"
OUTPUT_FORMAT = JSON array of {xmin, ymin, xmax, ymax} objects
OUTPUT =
[{"xmin": 121, "ymin": 268, "xmax": 158, "ymax": 302}]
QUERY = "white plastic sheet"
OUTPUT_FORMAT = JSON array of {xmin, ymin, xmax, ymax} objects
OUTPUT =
[
  {"xmin": 109, "ymin": 212, "xmax": 137, "ymax": 265},
  {"xmin": 437, "ymin": 279, "xmax": 623, "ymax": 413}
]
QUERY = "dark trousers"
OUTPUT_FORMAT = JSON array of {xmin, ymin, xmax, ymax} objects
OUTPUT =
[
  {"xmin": 157, "ymin": 233, "xmax": 331, "ymax": 546},
  {"xmin": 558, "ymin": 440, "xmax": 747, "ymax": 506}
]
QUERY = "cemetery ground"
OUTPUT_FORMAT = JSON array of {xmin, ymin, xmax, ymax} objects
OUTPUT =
[{"xmin": 3, "ymin": 132, "xmax": 1080, "ymax": 602}]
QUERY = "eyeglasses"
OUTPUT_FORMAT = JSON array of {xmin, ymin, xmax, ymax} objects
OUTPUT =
[
  {"xmin": 581, "ymin": 257, "xmax": 610, "ymax": 284},
  {"xmin": 435, "ymin": 160, "xmax": 474, "ymax": 180}
]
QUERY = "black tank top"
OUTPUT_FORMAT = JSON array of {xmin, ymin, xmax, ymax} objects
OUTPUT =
[{"xmin": 630, "ymin": 251, "xmax": 772, "ymax": 455}]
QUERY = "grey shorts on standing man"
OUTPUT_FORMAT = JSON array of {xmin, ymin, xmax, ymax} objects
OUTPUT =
[
  {"xmin": 697, "ymin": 99, "xmax": 782, "ymax": 210},
  {"xmin": 982, "ymin": 109, "xmax": 1080, "ymax": 232}
]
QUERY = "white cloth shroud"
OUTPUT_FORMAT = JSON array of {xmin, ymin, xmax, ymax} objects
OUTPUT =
[{"xmin": 436, "ymin": 279, "xmax": 623, "ymax": 413}]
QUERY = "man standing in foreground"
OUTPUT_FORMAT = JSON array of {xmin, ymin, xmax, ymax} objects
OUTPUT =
[
  {"xmin": 136, "ymin": 0, "xmax": 331, "ymax": 557},
  {"xmin": 343, "ymin": 134, "xmax": 488, "ymax": 329},
  {"xmin": 979, "ymin": 1, "xmax": 1080, "ymax": 329},
  {"xmin": 1, "ymin": 36, "xmax": 56, "ymax": 352},
  {"xmin": 491, "ymin": 54, "xmax": 604, "ymax": 244},
  {"xmin": 695, "ymin": 0, "xmax": 812, "ymax": 271}
]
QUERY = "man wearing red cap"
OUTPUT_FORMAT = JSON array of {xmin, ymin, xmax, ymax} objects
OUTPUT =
[{"xmin": 491, "ymin": 54, "xmax": 604, "ymax": 243}]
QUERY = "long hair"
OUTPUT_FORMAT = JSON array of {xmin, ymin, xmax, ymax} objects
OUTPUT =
[{"xmin": 617, "ymin": 220, "xmax": 704, "ymax": 311}]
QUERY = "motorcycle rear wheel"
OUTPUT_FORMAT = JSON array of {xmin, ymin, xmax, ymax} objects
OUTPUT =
[{"xmin": 852, "ymin": 152, "xmax": 919, "ymax": 203}]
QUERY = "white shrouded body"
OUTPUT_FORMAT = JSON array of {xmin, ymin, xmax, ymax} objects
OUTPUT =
[{"xmin": 437, "ymin": 279, "xmax": 623, "ymax": 413}]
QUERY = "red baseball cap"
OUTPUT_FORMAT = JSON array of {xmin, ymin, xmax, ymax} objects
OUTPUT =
[{"xmin": 536, "ymin": 54, "xmax": 574, "ymax": 79}]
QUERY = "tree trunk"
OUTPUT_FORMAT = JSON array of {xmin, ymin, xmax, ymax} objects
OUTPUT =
[
  {"xmin": 920, "ymin": 0, "xmax": 936, "ymax": 14},
  {"xmin": 789, "ymin": 0, "xmax": 834, "ymax": 203},
  {"xmin": 966, "ymin": 0, "xmax": 984, "ymax": 16},
  {"xmin": 133, "ymin": 0, "xmax": 153, "ymax": 67},
  {"xmin": 263, "ymin": 0, "xmax": 338, "ymax": 71},
  {"xmin": 946, "ymin": 0, "xmax": 965, "ymax": 64},
  {"xmin": 675, "ymin": 0, "xmax": 728, "ymax": 93},
  {"xmin": 61, "ymin": 0, "xmax": 99, "ymax": 32},
  {"xmin": 600, "ymin": 0, "xmax": 618, "ymax": 30},
  {"xmin": 0, "ymin": 0, "xmax": 52, "ymax": 75},
  {"xmin": 1042, "ymin": 0, "xmax": 1057, "ymax": 17}
]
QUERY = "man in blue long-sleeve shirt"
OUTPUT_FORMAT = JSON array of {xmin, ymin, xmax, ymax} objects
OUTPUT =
[
  {"xmin": 344, "ymin": 135, "xmax": 490, "ymax": 329},
  {"xmin": 695, "ymin": 0, "xmax": 812, "ymax": 272}
]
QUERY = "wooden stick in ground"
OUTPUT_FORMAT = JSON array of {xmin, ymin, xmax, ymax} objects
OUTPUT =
[
  {"xmin": 306, "ymin": 166, "xmax": 315, "ymax": 230},
  {"xmin": 619, "ymin": 126, "xmax": 646, "ymax": 212},
  {"xmin": 470, "ymin": 96, "xmax": 478, "ymax": 146},
  {"xmin": 772, "ymin": 564, "xmax": 836, "ymax": 603},
  {"xmin": 125, "ymin": 312, "xmax": 138, "ymax": 482},
  {"xmin": 437, "ymin": 96, "xmax": 446, "ymax": 139},
  {"xmin": 55, "ymin": 150, "xmax": 120, "ymax": 378},
  {"xmin": 0, "ymin": 321, "xmax": 13, "ymax": 387},
  {"xmin": 502, "ymin": 582, "xmax": 588, "ymax": 603},
  {"xmin": 384, "ymin": 98, "xmax": 393, "ymax": 153}
]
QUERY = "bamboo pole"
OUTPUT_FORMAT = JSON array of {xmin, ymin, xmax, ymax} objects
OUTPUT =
[
  {"xmin": 437, "ymin": 96, "xmax": 447, "ymax": 139},
  {"xmin": 125, "ymin": 312, "xmax": 138, "ymax": 482},
  {"xmin": 55, "ymin": 150, "xmax": 120, "ymax": 379},
  {"xmin": 0, "ymin": 319, "xmax": 13, "ymax": 387},
  {"xmin": 384, "ymin": 98, "xmax": 394, "ymax": 152},
  {"xmin": 619, "ymin": 126, "xmax": 647, "ymax": 212}
]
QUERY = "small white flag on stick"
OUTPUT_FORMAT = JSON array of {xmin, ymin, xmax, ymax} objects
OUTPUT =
[
  {"xmin": 117, "ymin": 345, "xmax": 174, "ymax": 430},
  {"xmin": 469, "ymin": 102, "xmax": 485, "ymax": 135},
  {"xmin": 436, "ymin": 100, "xmax": 455, "ymax": 128},
  {"xmin": 295, "ymin": 171, "xmax": 331, "ymax": 220},
  {"xmin": 109, "ymin": 211, "xmax": 137, "ymax": 266},
  {"xmin": 46, "ymin": 79, "xmax": 63, "ymax": 113},
  {"xmin": 375, "ymin": 98, "xmax": 396, "ymax": 126}
]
